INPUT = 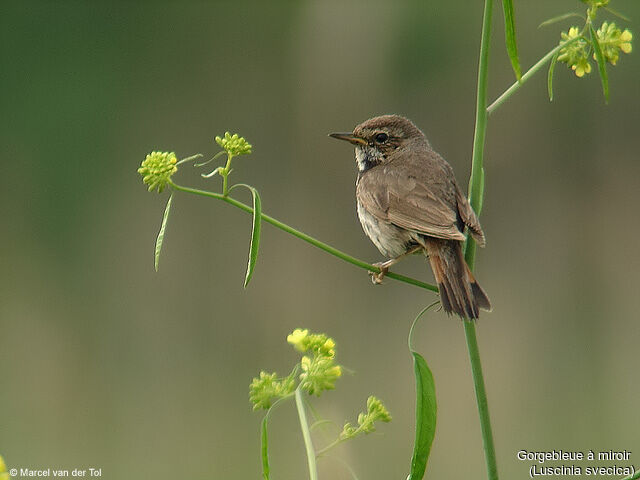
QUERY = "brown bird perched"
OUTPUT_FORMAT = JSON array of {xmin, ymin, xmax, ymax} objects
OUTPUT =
[{"xmin": 330, "ymin": 115, "xmax": 491, "ymax": 319}]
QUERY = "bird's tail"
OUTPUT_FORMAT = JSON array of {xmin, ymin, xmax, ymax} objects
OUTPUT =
[{"xmin": 424, "ymin": 238, "xmax": 491, "ymax": 319}]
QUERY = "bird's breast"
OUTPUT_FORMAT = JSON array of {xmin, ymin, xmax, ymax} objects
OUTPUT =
[{"xmin": 356, "ymin": 200, "xmax": 416, "ymax": 259}]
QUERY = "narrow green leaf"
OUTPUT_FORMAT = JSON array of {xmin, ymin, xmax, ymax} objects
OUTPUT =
[
  {"xmin": 229, "ymin": 184, "xmax": 262, "ymax": 287},
  {"xmin": 154, "ymin": 193, "xmax": 173, "ymax": 272},
  {"xmin": 261, "ymin": 415, "xmax": 270, "ymax": 480},
  {"xmin": 502, "ymin": 0, "xmax": 521, "ymax": 80},
  {"xmin": 538, "ymin": 12, "xmax": 584, "ymax": 29},
  {"xmin": 245, "ymin": 187, "xmax": 261, "ymax": 287},
  {"xmin": 409, "ymin": 351, "xmax": 437, "ymax": 480},
  {"xmin": 590, "ymin": 25, "xmax": 609, "ymax": 103},
  {"xmin": 548, "ymin": 50, "xmax": 560, "ymax": 101},
  {"xmin": 407, "ymin": 303, "xmax": 439, "ymax": 480}
]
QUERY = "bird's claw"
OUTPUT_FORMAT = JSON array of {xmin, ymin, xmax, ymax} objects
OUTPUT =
[{"xmin": 369, "ymin": 263, "xmax": 389, "ymax": 285}]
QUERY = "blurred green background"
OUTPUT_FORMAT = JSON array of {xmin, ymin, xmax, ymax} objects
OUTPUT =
[{"xmin": 1, "ymin": 1, "xmax": 639, "ymax": 478}]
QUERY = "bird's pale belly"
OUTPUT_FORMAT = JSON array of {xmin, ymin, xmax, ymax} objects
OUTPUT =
[{"xmin": 356, "ymin": 200, "xmax": 420, "ymax": 258}]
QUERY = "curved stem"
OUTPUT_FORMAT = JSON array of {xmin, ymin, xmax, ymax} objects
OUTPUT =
[
  {"xmin": 487, "ymin": 36, "xmax": 583, "ymax": 115},
  {"xmin": 295, "ymin": 387, "xmax": 318, "ymax": 480},
  {"xmin": 169, "ymin": 181, "xmax": 438, "ymax": 293},
  {"xmin": 465, "ymin": 0, "xmax": 499, "ymax": 480},
  {"xmin": 315, "ymin": 437, "xmax": 345, "ymax": 457}
]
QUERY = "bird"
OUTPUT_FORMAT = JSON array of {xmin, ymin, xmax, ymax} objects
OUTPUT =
[{"xmin": 330, "ymin": 114, "xmax": 491, "ymax": 319}]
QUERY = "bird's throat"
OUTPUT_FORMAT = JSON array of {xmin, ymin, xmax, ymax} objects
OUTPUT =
[{"xmin": 355, "ymin": 145, "xmax": 382, "ymax": 176}]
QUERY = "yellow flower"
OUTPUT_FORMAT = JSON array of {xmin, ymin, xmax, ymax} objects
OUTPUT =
[
  {"xmin": 287, "ymin": 328, "xmax": 309, "ymax": 351},
  {"xmin": 572, "ymin": 61, "xmax": 592, "ymax": 77},
  {"xmin": 620, "ymin": 29, "xmax": 632, "ymax": 53}
]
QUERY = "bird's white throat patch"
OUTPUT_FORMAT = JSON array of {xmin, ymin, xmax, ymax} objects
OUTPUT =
[{"xmin": 355, "ymin": 145, "xmax": 382, "ymax": 173}]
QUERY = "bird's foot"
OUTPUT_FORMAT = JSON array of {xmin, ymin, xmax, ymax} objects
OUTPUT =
[{"xmin": 369, "ymin": 263, "xmax": 389, "ymax": 285}]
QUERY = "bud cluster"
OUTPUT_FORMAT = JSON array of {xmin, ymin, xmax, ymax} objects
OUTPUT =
[
  {"xmin": 249, "ymin": 329, "xmax": 343, "ymax": 410},
  {"xmin": 138, "ymin": 151, "xmax": 178, "ymax": 193},
  {"xmin": 215, "ymin": 132, "xmax": 252, "ymax": 157},
  {"xmin": 340, "ymin": 396, "xmax": 393, "ymax": 440}
]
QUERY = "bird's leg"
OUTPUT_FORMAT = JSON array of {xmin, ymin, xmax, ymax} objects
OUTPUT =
[{"xmin": 369, "ymin": 245, "xmax": 422, "ymax": 284}]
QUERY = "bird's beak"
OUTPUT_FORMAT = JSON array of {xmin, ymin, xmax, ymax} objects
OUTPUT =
[{"xmin": 329, "ymin": 132, "xmax": 367, "ymax": 146}]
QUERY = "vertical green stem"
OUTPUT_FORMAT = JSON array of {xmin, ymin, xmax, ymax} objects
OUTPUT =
[
  {"xmin": 295, "ymin": 387, "xmax": 318, "ymax": 480},
  {"xmin": 464, "ymin": 0, "xmax": 499, "ymax": 480},
  {"xmin": 222, "ymin": 153, "xmax": 233, "ymax": 196},
  {"xmin": 463, "ymin": 321, "xmax": 498, "ymax": 480}
]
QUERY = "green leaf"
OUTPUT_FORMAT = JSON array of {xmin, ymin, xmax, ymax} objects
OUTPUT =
[
  {"xmin": 245, "ymin": 187, "xmax": 261, "ymax": 287},
  {"xmin": 230, "ymin": 183, "xmax": 262, "ymax": 287},
  {"xmin": 502, "ymin": 0, "xmax": 521, "ymax": 80},
  {"xmin": 154, "ymin": 193, "xmax": 173, "ymax": 272},
  {"xmin": 548, "ymin": 50, "xmax": 560, "ymax": 101},
  {"xmin": 538, "ymin": 12, "xmax": 584, "ymax": 28},
  {"xmin": 590, "ymin": 25, "xmax": 609, "ymax": 103},
  {"xmin": 261, "ymin": 415, "xmax": 270, "ymax": 480},
  {"xmin": 407, "ymin": 303, "xmax": 438, "ymax": 480},
  {"xmin": 409, "ymin": 351, "xmax": 437, "ymax": 480}
]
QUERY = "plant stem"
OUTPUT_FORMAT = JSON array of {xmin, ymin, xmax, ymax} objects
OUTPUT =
[
  {"xmin": 315, "ymin": 437, "xmax": 344, "ymax": 457},
  {"xmin": 464, "ymin": 0, "xmax": 499, "ymax": 479},
  {"xmin": 295, "ymin": 387, "xmax": 318, "ymax": 480},
  {"xmin": 169, "ymin": 181, "xmax": 438, "ymax": 293},
  {"xmin": 463, "ymin": 321, "xmax": 498, "ymax": 478},
  {"xmin": 221, "ymin": 154, "xmax": 233, "ymax": 196},
  {"xmin": 487, "ymin": 36, "xmax": 583, "ymax": 115}
]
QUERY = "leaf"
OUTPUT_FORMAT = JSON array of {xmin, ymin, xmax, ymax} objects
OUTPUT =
[
  {"xmin": 538, "ymin": 12, "xmax": 584, "ymax": 29},
  {"xmin": 407, "ymin": 303, "xmax": 438, "ymax": 480},
  {"xmin": 261, "ymin": 415, "xmax": 270, "ymax": 480},
  {"xmin": 228, "ymin": 184, "xmax": 263, "ymax": 286},
  {"xmin": 590, "ymin": 25, "xmax": 609, "ymax": 103},
  {"xmin": 154, "ymin": 193, "xmax": 173, "ymax": 272},
  {"xmin": 409, "ymin": 351, "xmax": 437, "ymax": 480},
  {"xmin": 502, "ymin": 0, "xmax": 521, "ymax": 80},
  {"xmin": 548, "ymin": 50, "xmax": 560, "ymax": 101},
  {"xmin": 245, "ymin": 186, "xmax": 262, "ymax": 287}
]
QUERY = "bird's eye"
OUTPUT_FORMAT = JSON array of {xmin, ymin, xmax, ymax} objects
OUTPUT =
[{"xmin": 374, "ymin": 132, "xmax": 389, "ymax": 143}]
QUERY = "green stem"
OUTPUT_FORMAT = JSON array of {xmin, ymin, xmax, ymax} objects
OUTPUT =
[
  {"xmin": 463, "ymin": 321, "xmax": 498, "ymax": 479},
  {"xmin": 487, "ymin": 36, "xmax": 583, "ymax": 115},
  {"xmin": 221, "ymin": 154, "xmax": 233, "ymax": 196},
  {"xmin": 169, "ymin": 181, "xmax": 438, "ymax": 293},
  {"xmin": 464, "ymin": 0, "xmax": 499, "ymax": 480},
  {"xmin": 315, "ymin": 437, "xmax": 345, "ymax": 457},
  {"xmin": 295, "ymin": 387, "xmax": 318, "ymax": 480}
]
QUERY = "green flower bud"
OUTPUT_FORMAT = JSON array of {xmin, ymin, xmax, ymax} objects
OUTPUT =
[
  {"xmin": 299, "ymin": 355, "xmax": 342, "ymax": 396},
  {"xmin": 339, "ymin": 396, "xmax": 392, "ymax": 440},
  {"xmin": 215, "ymin": 132, "xmax": 252, "ymax": 156},
  {"xmin": 138, "ymin": 151, "xmax": 177, "ymax": 193},
  {"xmin": 366, "ymin": 395, "xmax": 392, "ymax": 423},
  {"xmin": 558, "ymin": 27, "xmax": 592, "ymax": 77},
  {"xmin": 595, "ymin": 22, "xmax": 633, "ymax": 65},
  {"xmin": 249, "ymin": 371, "xmax": 295, "ymax": 410}
]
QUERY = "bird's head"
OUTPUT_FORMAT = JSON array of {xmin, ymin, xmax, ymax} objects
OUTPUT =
[{"xmin": 330, "ymin": 115, "xmax": 427, "ymax": 173}]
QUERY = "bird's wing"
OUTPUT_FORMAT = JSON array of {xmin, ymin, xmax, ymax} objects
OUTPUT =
[
  {"xmin": 455, "ymin": 183, "xmax": 486, "ymax": 247},
  {"xmin": 356, "ymin": 153, "xmax": 467, "ymax": 242}
]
